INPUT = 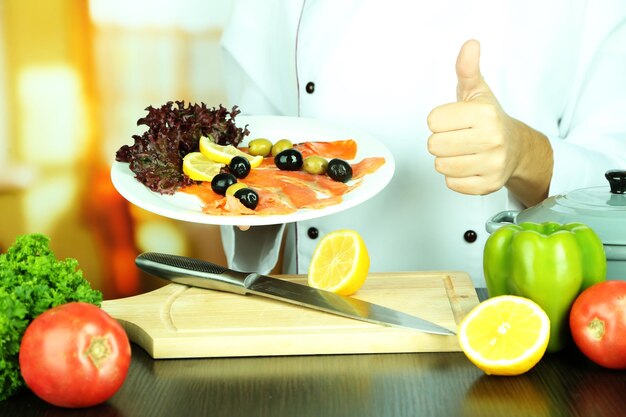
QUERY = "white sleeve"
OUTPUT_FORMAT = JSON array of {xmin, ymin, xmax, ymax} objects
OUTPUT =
[
  {"xmin": 220, "ymin": 225, "xmax": 285, "ymax": 274},
  {"xmin": 550, "ymin": 6, "xmax": 626, "ymax": 195}
]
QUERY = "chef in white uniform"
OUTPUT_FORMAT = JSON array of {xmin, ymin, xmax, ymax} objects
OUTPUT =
[{"xmin": 218, "ymin": 0, "xmax": 626, "ymax": 287}]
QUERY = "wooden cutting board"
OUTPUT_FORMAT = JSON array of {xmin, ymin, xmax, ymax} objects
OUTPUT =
[{"xmin": 102, "ymin": 271, "xmax": 479, "ymax": 359}]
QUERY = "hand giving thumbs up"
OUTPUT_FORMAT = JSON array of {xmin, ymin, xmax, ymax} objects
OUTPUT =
[{"xmin": 427, "ymin": 39, "xmax": 553, "ymax": 207}]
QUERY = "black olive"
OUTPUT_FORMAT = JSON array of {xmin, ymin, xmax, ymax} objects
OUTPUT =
[
  {"xmin": 211, "ymin": 172, "xmax": 237, "ymax": 195},
  {"xmin": 327, "ymin": 158, "xmax": 353, "ymax": 182},
  {"xmin": 229, "ymin": 156, "xmax": 251, "ymax": 178},
  {"xmin": 274, "ymin": 149, "xmax": 303, "ymax": 171},
  {"xmin": 234, "ymin": 188, "xmax": 259, "ymax": 210}
]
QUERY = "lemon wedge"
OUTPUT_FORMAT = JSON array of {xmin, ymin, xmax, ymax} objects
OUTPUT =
[
  {"xmin": 199, "ymin": 136, "xmax": 263, "ymax": 168},
  {"xmin": 458, "ymin": 295, "xmax": 550, "ymax": 376},
  {"xmin": 225, "ymin": 182, "xmax": 248, "ymax": 196},
  {"xmin": 307, "ymin": 229, "xmax": 370, "ymax": 296},
  {"xmin": 182, "ymin": 152, "xmax": 225, "ymax": 181}
]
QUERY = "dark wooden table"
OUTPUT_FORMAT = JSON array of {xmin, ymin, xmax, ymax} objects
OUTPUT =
[{"xmin": 3, "ymin": 290, "xmax": 626, "ymax": 417}]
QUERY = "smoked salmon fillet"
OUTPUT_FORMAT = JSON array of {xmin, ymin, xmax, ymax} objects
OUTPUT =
[{"xmin": 180, "ymin": 140, "xmax": 384, "ymax": 216}]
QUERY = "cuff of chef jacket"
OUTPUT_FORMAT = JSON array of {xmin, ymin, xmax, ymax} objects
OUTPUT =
[
  {"xmin": 220, "ymin": 224, "xmax": 286, "ymax": 274},
  {"xmin": 549, "ymin": 137, "xmax": 617, "ymax": 196}
]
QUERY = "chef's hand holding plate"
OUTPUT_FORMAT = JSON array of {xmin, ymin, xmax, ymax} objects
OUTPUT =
[{"xmin": 426, "ymin": 39, "xmax": 553, "ymax": 208}]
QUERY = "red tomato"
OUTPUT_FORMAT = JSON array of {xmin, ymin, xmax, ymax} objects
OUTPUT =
[
  {"xmin": 569, "ymin": 280, "xmax": 626, "ymax": 369},
  {"xmin": 19, "ymin": 302, "xmax": 131, "ymax": 408}
]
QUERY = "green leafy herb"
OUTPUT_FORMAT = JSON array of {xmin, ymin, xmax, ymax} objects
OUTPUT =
[{"xmin": 0, "ymin": 234, "xmax": 102, "ymax": 401}]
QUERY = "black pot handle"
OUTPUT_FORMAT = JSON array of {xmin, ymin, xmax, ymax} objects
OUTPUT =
[{"xmin": 605, "ymin": 170, "xmax": 626, "ymax": 194}]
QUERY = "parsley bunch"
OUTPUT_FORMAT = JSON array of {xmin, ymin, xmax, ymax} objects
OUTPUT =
[{"xmin": 0, "ymin": 234, "xmax": 102, "ymax": 401}]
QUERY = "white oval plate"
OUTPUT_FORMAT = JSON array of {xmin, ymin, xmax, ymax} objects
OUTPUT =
[{"xmin": 111, "ymin": 115, "xmax": 395, "ymax": 226}]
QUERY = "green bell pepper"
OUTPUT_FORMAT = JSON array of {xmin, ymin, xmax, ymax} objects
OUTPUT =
[{"xmin": 484, "ymin": 221, "xmax": 606, "ymax": 352}]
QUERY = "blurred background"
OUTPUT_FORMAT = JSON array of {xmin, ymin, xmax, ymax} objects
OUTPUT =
[{"xmin": 0, "ymin": 0, "xmax": 233, "ymax": 299}]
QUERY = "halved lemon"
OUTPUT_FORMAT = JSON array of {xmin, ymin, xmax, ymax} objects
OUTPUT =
[
  {"xmin": 307, "ymin": 229, "xmax": 370, "ymax": 296},
  {"xmin": 458, "ymin": 295, "xmax": 550, "ymax": 376},
  {"xmin": 199, "ymin": 136, "xmax": 263, "ymax": 168},
  {"xmin": 182, "ymin": 152, "xmax": 225, "ymax": 181}
]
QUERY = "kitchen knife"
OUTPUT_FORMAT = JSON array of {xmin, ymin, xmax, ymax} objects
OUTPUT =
[{"xmin": 135, "ymin": 252, "xmax": 455, "ymax": 336}]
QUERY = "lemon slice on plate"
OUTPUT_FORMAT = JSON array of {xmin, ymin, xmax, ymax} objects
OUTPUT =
[
  {"xmin": 307, "ymin": 229, "xmax": 370, "ymax": 296},
  {"xmin": 199, "ymin": 136, "xmax": 263, "ymax": 168},
  {"xmin": 182, "ymin": 152, "xmax": 225, "ymax": 181},
  {"xmin": 458, "ymin": 295, "xmax": 550, "ymax": 376}
]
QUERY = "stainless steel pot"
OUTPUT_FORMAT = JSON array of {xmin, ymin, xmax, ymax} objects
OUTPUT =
[{"xmin": 486, "ymin": 170, "xmax": 626, "ymax": 280}]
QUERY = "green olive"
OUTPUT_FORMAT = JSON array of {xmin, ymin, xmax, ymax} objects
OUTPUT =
[
  {"xmin": 303, "ymin": 155, "xmax": 329, "ymax": 175},
  {"xmin": 271, "ymin": 139, "xmax": 293, "ymax": 157},
  {"xmin": 247, "ymin": 138, "xmax": 273, "ymax": 157},
  {"xmin": 225, "ymin": 182, "xmax": 248, "ymax": 196}
]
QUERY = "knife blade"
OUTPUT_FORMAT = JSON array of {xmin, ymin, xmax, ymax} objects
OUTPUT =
[{"xmin": 135, "ymin": 252, "xmax": 455, "ymax": 336}]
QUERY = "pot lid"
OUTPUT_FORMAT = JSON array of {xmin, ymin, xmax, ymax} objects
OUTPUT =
[{"xmin": 517, "ymin": 170, "xmax": 626, "ymax": 245}]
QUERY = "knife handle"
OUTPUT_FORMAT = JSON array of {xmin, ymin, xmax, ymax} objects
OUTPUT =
[{"xmin": 135, "ymin": 252, "xmax": 251, "ymax": 295}]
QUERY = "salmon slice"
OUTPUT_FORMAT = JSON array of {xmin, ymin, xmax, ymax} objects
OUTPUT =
[
  {"xmin": 211, "ymin": 194, "xmax": 296, "ymax": 216},
  {"xmin": 179, "ymin": 141, "xmax": 385, "ymax": 217},
  {"xmin": 262, "ymin": 170, "xmax": 352, "ymax": 196},
  {"xmin": 258, "ymin": 157, "xmax": 276, "ymax": 168},
  {"xmin": 180, "ymin": 183, "xmax": 222, "ymax": 203},
  {"xmin": 255, "ymin": 140, "xmax": 357, "ymax": 168},
  {"xmin": 182, "ymin": 169, "xmax": 352, "ymax": 216},
  {"xmin": 243, "ymin": 170, "xmax": 336, "ymax": 209},
  {"xmin": 183, "ymin": 187, "xmax": 298, "ymax": 216},
  {"xmin": 351, "ymin": 157, "xmax": 386, "ymax": 179},
  {"xmin": 255, "ymin": 191, "xmax": 298, "ymax": 215},
  {"xmin": 294, "ymin": 140, "xmax": 357, "ymax": 159}
]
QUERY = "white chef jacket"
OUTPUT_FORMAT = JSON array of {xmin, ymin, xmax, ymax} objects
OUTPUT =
[{"xmin": 219, "ymin": 0, "xmax": 626, "ymax": 287}]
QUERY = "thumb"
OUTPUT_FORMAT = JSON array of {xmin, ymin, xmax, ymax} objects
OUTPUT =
[{"xmin": 456, "ymin": 39, "xmax": 491, "ymax": 101}]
